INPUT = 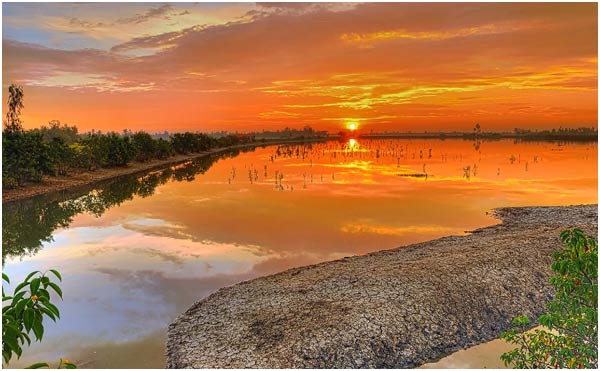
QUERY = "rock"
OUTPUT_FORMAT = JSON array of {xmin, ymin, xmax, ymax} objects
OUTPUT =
[{"xmin": 166, "ymin": 204, "xmax": 597, "ymax": 368}]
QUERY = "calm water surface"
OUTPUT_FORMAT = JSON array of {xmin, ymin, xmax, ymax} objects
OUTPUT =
[{"xmin": 3, "ymin": 139, "xmax": 597, "ymax": 368}]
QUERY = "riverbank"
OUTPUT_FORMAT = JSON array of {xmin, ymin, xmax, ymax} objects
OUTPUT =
[
  {"xmin": 166, "ymin": 204, "xmax": 597, "ymax": 368},
  {"xmin": 2, "ymin": 138, "xmax": 328, "ymax": 204}
]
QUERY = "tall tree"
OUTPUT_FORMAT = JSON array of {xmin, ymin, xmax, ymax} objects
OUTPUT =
[{"xmin": 4, "ymin": 84, "xmax": 24, "ymax": 134}]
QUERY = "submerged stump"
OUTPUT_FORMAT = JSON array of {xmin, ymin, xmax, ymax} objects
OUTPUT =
[{"xmin": 166, "ymin": 204, "xmax": 597, "ymax": 368}]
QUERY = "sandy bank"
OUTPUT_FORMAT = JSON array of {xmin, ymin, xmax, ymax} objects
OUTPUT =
[{"xmin": 166, "ymin": 204, "xmax": 597, "ymax": 368}]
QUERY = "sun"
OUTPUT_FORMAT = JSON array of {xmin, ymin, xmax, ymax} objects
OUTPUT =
[{"xmin": 347, "ymin": 122, "xmax": 358, "ymax": 131}]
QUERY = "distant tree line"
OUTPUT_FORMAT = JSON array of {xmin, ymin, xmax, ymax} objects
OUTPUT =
[
  {"xmin": 2, "ymin": 85, "xmax": 254, "ymax": 189},
  {"xmin": 511, "ymin": 127, "xmax": 598, "ymax": 141}
]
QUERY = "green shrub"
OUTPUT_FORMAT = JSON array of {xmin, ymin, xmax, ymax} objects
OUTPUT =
[
  {"xmin": 131, "ymin": 131, "xmax": 158, "ymax": 162},
  {"xmin": 2, "ymin": 270, "xmax": 76, "ymax": 368},
  {"xmin": 501, "ymin": 228, "xmax": 598, "ymax": 368}
]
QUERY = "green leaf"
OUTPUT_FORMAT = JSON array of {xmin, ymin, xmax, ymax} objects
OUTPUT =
[
  {"xmin": 13, "ymin": 281, "xmax": 30, "ymax": 296},
  {"xmin": 37, "ymin": 288, "xmax": 51, "ymax": 300},
  {"xmin": 42, "ymin": 301, "xmax": 60, "ymax": 319},
  {"xmin": 25, "ymin": 362, "xmax": 49, "ymax": 369},
  {"xmin": 23, "ymin": 307, "xmax": 35, "ymax": 331},
  {"xmin": 30, "ymin": 278, "xmax": 41, "ymax": 295},
  {"xmin": 2, "ymin": 273, "xmax": 10, "ymax": 284},
  {"xmin": 48, "ymin": 270, "xmax": 62, "ymax": 282},
  {"xmin": 64, "ymin": 363, "xmax": 77, "ymax": 369},
  {"xmin": 3, "ymin": 349, "xmax": 12, "ymax": 364},
  {"xmin": 14, "ymin": 296, "xmax": 28, "ymax": 316},
  {"xmin": 22, "ymin": 332, "xmax": 31, "ymax": 346},
  {"xmin": 31, "ymin": 314, "xmax": 44, "ymax": 341},
  {"xmin": 3, "ymin": 334, "xmax": 20, "ymax": 356},
  {"xmin": 46, "ymin": 282, "xmax": 62, "ymax": 299},
  {"xmin": 23, "ymin": 271, "xmax": 40, "ymax": 283},
  {"xmin": 38, "ymin": 306, "xmax": 56, "ymax": 322}
]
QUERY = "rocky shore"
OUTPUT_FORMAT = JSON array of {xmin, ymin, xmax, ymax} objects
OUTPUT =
[{"xmin": 166, "ymin": 205, "xmax": 597, "ymax": 368}]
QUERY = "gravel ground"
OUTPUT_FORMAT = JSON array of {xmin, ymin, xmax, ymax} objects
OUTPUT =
[{"xmin": 166, "ymin": 205, "xmax": 597, "ymax": 368}]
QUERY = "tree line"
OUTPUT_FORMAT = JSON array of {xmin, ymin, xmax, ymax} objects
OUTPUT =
[{"xmin": 2, "ymin": 85, "xmax": 253, "ymax": 189}]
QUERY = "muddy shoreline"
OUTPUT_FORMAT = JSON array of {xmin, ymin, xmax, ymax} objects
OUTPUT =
[
  {"xmin": 166, "ymin": 204, "xmax": 597, "ymax": 368},
  {"xmin": 2, "ymin": 138, "xmax": 328, "ymax": 204}
]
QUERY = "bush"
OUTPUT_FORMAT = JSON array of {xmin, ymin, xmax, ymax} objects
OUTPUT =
[
  {"xmin": 80, "ymin": 132, "xmax": 134, "ymax": 168},
  {"xmin": 2, "ymin": 270, "xmax": 75, "ymax": 368},
  {"xmin": 155, "ymin": 138, "xmax": 173, "ymax": 160},
  {"xmin": 2, "ymin": 131, "xmax": 54, "ymax": 186},
  {"xmin": 501, "ymin": 228, "xmax": 598, "ymax": 368},
  {"xmin": 131, "ymin": 132, "xmax": 157, "ymax": 162}
]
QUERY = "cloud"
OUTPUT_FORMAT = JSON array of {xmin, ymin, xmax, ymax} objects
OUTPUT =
[
  {"xmin": 68, "ymin": 17, "xmax": 106, "ymax": 29},
  {"xmin": 115, "ymin": 4, "xmax": 176, "ymax": 25},
  {"xmin": 2, "ymin": 2, "xmax": 597, "ymax": 131},
  {"xmin": 110, "ymin": 25, "xmax": 202, "ymax": 54}
]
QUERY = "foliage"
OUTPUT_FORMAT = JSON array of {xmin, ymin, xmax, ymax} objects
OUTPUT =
[
  {"xmin": 36, "ymin": 121, "xmax": 78, "ymax": 145},
  {"xmin": 4, "ymin": 84, "xmax": 24, "ymax": 133},
  {"xmin": 46, "ymin": 138, "xmax": 74, "ymax": 176},
  {"xmin": 501, "ymin": 228, "xmax": 598, "ymax": 368},
  {"xmin": 79, "ymin": 132, "xmax": 135, "ymax": 168},
  {"xmin": 155, "ymin": 138, "xmax": 173, "ymax": 160},
  {"xmin": 67, "ymin": 143, "xmax": 94, "ymax": 171},
  {"xmin": 2, "ymin": 85, "xmax": 258, "ymax": 189},
  {"xmin": 3, "ymin": 131, "xmax": 55, "ymax": 187},
  {"xmin": 2, "ymin": 270, "xmax": 76, "ymax": 368},
  {"xmin": 170, "ymin": 132, "xmax": 215, "ymax": 154},
  {"xmin": 131, "ymin": 131, "xmax": 158, "ymax": 162}
]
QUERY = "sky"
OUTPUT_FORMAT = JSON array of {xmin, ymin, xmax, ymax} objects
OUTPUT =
[{"xmin": 2, "ymin": 2, "xmax": 598, "ymax": 133}]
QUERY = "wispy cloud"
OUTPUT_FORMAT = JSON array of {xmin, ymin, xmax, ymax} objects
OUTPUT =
[{"xmin": 2, "ymin": 2, "xmax": 597, "ymax": 131}]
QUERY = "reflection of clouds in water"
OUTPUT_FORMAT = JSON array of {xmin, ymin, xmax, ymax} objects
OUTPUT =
[
  {"xmin": 340, "ymin": 223, "xmax": 463, "ymax": 236},
  {"xmin": 3, "ymin": 140, "xmax": 596, "ymax": 368},
  {"xmin": 122, "ymin": 220, "xmax": 203, "ymax": 243},
  {"xmin": 9, "ymin": 330, "xmax": 167, "ymax": 369}
]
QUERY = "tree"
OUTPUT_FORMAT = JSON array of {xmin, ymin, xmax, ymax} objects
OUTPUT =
[
  {"xmin": 38, "ymin": 121, "xmax": 78, "ymax": 145},
  {"xmin": 131, "ymin": 131, "xmax": 157, "ymax": 162},
  {"xmin": 501, "ymin": 228, "xmax": 598, "ymax": 368},
  {"xmin": 155, "ymin": 138, "xmax": 173, "ymax": 160},
  {"xmin": 4, "ymin": 84, "xmax": 24, "ymax": 134}
]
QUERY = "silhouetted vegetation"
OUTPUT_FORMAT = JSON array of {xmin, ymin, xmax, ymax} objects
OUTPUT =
[
  {"xmin": 360, "ymin": 127, "xmax": 598, "ymax": 142},
  {"xmin": 511, "ymin": 127, "xmax": 598, "ymax": 142},
  {"xmin": 2, "ymin": 85, "xmax": 255, "ymax": 189}
]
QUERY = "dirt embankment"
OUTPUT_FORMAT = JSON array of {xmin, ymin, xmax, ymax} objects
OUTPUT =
[{"xmin": 166, "ymin": 205, "xmax": 597, "ymax": 368}]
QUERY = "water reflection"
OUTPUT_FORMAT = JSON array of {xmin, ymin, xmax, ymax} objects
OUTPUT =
[
  {"xmin": 2, "ymin": 138, "xmax": 597, "ymax": 368},
  {"xmin": 2, "ymin": 148, "xmax": 253, "ymax": 263}
]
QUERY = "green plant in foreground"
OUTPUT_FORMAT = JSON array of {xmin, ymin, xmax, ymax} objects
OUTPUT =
[
  {"xmin": 2, "ymin": 270, "xmax": 76, "ymax": 368},
  {"xmin": 501, "ymin": 228, "xmax": 598, "ymax": 368}
]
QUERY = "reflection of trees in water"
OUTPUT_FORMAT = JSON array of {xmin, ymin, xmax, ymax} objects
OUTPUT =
[{"xmin": 2, "ymin": 151, "xmax": 242, "ymax": 264}]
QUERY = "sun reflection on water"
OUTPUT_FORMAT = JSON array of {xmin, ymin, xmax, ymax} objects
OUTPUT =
[{"xmin": 2, "ymin": 138, "xmax": 597, "ymax": 368}]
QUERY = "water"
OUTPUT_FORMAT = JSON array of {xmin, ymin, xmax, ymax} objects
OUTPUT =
[{"xmin": 2, "ymin": 138, "xmax": 597, "ymax": 368}]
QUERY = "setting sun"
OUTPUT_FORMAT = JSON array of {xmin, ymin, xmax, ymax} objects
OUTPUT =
[{"xmin": 1, "ymin": 2, "xmax": 598, "ymax": 369}]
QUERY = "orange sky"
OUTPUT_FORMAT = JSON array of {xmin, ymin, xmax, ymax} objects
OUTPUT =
[{"xmin": 2, "ymin": 2, "xmax": 598, "ymax": 133}]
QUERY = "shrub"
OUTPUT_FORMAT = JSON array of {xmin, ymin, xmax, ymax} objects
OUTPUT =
[
  {"xmin": 2, "ymin": 270, "xmax": 75, "ymax": 368},
  {"xmin": 501, "ymin": 228, "xmax": 598, "ymax": 368},
  {"xmin": 131, "ymin": 132, "xmax": 158, "ymax": 162}
]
